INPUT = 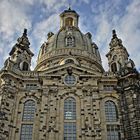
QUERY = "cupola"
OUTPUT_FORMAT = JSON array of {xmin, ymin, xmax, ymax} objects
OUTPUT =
[{"xmin": 59, "ymin": 7, "xmax": 79, "ymax": 28}]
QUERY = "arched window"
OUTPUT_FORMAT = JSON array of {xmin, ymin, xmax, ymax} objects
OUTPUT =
[
  {"xmin": 64, "ymin": 98, "xmax": 76, "ymax": 140},
  {"xmin": 20, "ymin": 100, "xmax": 36, "ymax": 140},
  {"xmin": 66, "ymin": 36, "xmax": 75, "ymax": 47},
  {"xmin": 105, "ymin": 101, "xmax": 119, "ymax": 140},
  {"xmin": 105, "ymin": 101, "xmax": 117, "ymax": 122},
  {"xmin": 22, "ymin": 62, "xmax": 29, "ymax": 71},
  {"xmin": 22, "ymin": 100, "xmax": 36, "ymax": 121},
  {"xmin": 64, "ymin": 98, "xmax": 76, "ymax": 120},
  {"xmin": 65, "ymin": 17, "xmax": 74, "ymax": 26},
  {"xmin": 111, "ymin": 62, "xmax": 117, "ymax": 72}
]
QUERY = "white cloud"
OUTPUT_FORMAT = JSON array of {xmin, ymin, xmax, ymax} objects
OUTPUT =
[
  {"xmin": 0, "ymin": 1, "xmax": 31, "ymax": 39},
  {"xmin": 117, "ymin": 0, "xmax": 140, "ymax": 70},
  {"xmin": 32, "ymin": 13, "xmax": 59, "ymax": 43}
]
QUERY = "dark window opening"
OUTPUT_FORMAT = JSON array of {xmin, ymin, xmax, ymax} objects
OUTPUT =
[
  {"xmin": 65, "ymin": 17, "xmax": 73, "ymax": 26},
  {"xmin": 66, "ymin": 36, "xmax": 75, "ymax": 47},
  {"xmin": 65, "ymin": 59, "xmax": 74, "ymax": 64},
  {"xmin": 111, "ymin": 63, "xmax": 117, "ymax": 72},
  {"xmin": 22, "ymin": 62, "xmax": 29, "ymax": 71}
]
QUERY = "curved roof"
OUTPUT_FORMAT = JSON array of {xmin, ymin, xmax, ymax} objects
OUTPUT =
[{"xmin": 35, "ymin": 9, "xmax": 103, "ymax": 72}]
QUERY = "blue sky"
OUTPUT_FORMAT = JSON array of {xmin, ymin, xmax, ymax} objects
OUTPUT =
[{"xmin": 0, "ymin": 0, "xmax": 140, "ymax": 71}]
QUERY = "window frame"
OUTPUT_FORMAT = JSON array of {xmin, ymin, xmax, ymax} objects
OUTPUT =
[
  {"xmin": 64, "ymin": 75, "xmax": 76, "ymax": 86},
  {"xmin": 20, "ymin": 124, "xmax": 33, "ymax": 140},
  {"xmin": 64, "ymin": 97, "xmax": 77, "ymax": 140},
  {"xmin": 64, "ymin": 97, "xmax": 76, "ymax": 120},
  {"xmin": 105, "ymin": 101, "xmax": 118, "ymax": 122},
  {"xmin": 65, "ymin": 36, "xmax": 75, "ymax": 47},
  {"xmin": 107, "ymin": 125, "xmax": 120, "ymax": 140},
  {"xmin": 22, "ymin": 100, "xmax": 36, "ymax": 122},
  {"xmin": 64, "ymin": 122, "xmax": 76, "ymax": 140}
]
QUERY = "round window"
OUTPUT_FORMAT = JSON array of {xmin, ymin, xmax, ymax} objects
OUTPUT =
[{"xmin": 64, "ymin": 75, "xmax": 76, "ymax": 86}]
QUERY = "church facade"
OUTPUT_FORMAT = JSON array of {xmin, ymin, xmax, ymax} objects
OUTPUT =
[{"xmin": 0, "ymin": 8, "xmax": 140, "ymax": 140}]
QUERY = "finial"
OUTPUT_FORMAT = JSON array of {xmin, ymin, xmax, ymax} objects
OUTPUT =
[
  {"xmin": 68, "ymin": 3, "xmax": 71, "ymax": 10},
  {"xmin": 17, "ymin": 28, "xmax": 30, "ymax": 47},
  {"xmin": 112, "ymin": 29, "xmax": 117, "ymax": 38},
  {"xmin": 23, "ymin": 28, "xmax": 27, "ymax": 36}
]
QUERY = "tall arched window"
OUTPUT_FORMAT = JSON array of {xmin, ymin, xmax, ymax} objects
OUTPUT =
[
  {"xmin": 20, "ymin": 100, "xmax": 36, "ymax": 140},
  {"xmin": 105, "ymin": 101, "xmax": 117, "ymax": 122},
  {"xmin": 66, "ymin": 36, "xmax": 75, "ymax": 47},
  {"xmin": 64, "ymin": 97, "xmax": 76, "ymax": 140},
  {"xmin": 64, "ymin": 98, "xmax": 76, "ymax": 120},
  {"xmin": 22, "ymin": 100, "xmax": 36, "ymax": 121},
  {"xmin": 105, "ymin": 101, "xmax": 119, "ymax": 140}
]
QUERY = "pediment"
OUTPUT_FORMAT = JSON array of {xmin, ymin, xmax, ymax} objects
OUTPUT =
[{"xmin": 39, "ymin": 64, "xmax": 102, "ymax": 77}]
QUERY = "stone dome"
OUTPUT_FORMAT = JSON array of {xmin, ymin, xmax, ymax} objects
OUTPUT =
[{"xmin": 35, "ymin": 8, "xmax": 103, "ymax": 72}]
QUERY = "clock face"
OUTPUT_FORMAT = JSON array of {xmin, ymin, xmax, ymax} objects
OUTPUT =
[{"xmin": 64, "ymin": 75, "xmax": 76, "ymax": 86}]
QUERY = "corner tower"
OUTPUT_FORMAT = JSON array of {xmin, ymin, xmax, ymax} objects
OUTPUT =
[
  {"xmin": 3, "ymin": 29, "xmax": 34, "ymax": 71},
  {"xmin": 106, "ymin": 30, "xmax": 130, "ymax": 73}
]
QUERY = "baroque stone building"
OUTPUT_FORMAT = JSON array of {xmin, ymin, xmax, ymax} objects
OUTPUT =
[{"xmin": 0, "ymin": 8, "xmax": 140, "ymax": 140}]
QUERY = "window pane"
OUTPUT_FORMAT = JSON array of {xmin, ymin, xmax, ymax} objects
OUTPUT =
[
  {"xmin": 105, "ymin": 101, "xmax": 117, "ymax": 122},
  {"xmin": 26, "ymin": 84, "xmax": 37, "ymax": 90},
  {"xmin": 65, "ymin": 75, "xmax": 76, "ymax": 85},
  {"xmin": 64, "ymin": 122, "xmax": 76, "ymax": 140},
  {"xmin": 66, "ymin": 36, "xmax": 75, "ymax": 47},
  {"xmin": 107, "ymin": 125, "xmax": 119, "ymax": 140},
  {"xmin": 20, "ymin": 124, "xmax": 33, "ymax": 140},
  {"xmin": 64, "ymin": 98, "xmax": 76, "ymax": 120},
  {"xmin": 23, "ymin": 100, "xmax": 36, "ymax": 121},
  {"xmin": 104, "ymin": 85, "xmax": 114, "ymax": 91}
]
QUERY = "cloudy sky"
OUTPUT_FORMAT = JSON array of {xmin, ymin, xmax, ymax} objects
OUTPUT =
[{"xmin": 0, "ymin": 0, "xmax": 140, "ymax": 71}]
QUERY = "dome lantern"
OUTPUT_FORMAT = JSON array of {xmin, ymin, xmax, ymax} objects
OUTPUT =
[{"xmin": 59, "ymin": 7, "xmax": 79, "ymax": 28}]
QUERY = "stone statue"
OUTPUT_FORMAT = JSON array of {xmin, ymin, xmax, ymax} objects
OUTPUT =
[{"xmin": 17, "ymin": 29, "xmax": 30, "ymax": 47}]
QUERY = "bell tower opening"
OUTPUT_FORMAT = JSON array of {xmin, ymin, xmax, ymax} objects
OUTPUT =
[
  {"xmin": 65, "ymin": 17, "xmax": 74, "ymax": 26},
  {"xmin": 111, "ymin": 62, "xmax": 117, "ymax": 73},
  {"xmin": 22, "ymin": 62, "xmax": 29, "ymax": 71}
]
